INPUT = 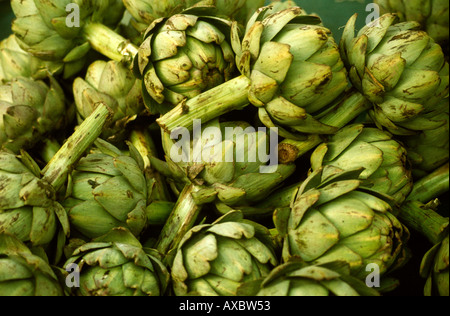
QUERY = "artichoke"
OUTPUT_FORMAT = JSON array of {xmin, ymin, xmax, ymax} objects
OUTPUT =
[
  {"xmin": 421, "ymin": 233, "xmax": 449, "ymax": 296},
  {"xmin": 152, "ymin": 119, "xmax": 296, "ymax": 253},
  {"xmin": 73, "ymin": 59, "xmax": 145, "ymax": 144},
  {"xmin": 133, "ymin": 7, "xmax": 236, "ymax": 115},
  {"xmin": 340, "ymin": 13, "xmax": 449, "ymax": 136},
  {"xmin": 11, "ymin": 0, "xmax": 137, "ymax": 71},
  {"xmin": 0, "ymin": 233, "xmax": 65, "ymax": 296},
  {"xmin": 63, "ymin": 140, "xmax": 149, "ymax": 239},
  {"xmin": 123, "ymin": 0, "xmax": 265, "ymax": 32},
  {"xmin": 171, "ymin": 210, "xmax": 278, "ymax": 296},
  {"xmin": 0, "ymin": 34, "xmax": 71, "ymax": 83},
  {"xmin": 401, "ymin": 99, "xmax": 449, "ymax": 179},
  {"xmin": 374, "ymin": 0, "xmax": 449, "ymax": 50},
  {"xmin": 63, "ymin": 228, "xmax": 170, "ymax": 296},
  {"xmin": 158, "ymin": 5, "xmax": 351, "ymax": 141},
  {"xmin": 274, "ymin": 166, "xmax": 410, "ymax": 280},
  {"xmin": 400, "ymin": 163, "xmax": 449, "ymax": 296},
  {"xmin": 310, "ymin": 123, "xmax": 414, "ymax": 205},
  {"xmin": 237, "ymin": 260, "xmax": 380, "ymax": 296},
  {"xmin": 0, "ymin": 74, "xmax": 67, "ymax": 153},
  {"xmin": 0, "ymin": 103, "xmax": 111, "ymax": 246}
]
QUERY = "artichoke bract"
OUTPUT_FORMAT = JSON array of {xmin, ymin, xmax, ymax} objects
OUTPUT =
[
  {"xmin": 158, "ymin": 5, "xmax": 351, "ymax": 141},
  {"xmin": 123, "ymin": 0, "xmax": 265, "ymax": 32},
  {"xmin": 134, "ymin": 7, "xmax": 236, "ymax": 115},
  {"xmin": 63, "ymin": 140, "xmax": 149, "ymax": 239},
  {"xmin": 374, "ymin": 0, "xmax": 449, "ymax": 50},
  {"xmin": 0, "ymin": 104, "xmax": 111, "ymax": 247},
  {"xmin": 0, "ymin": 74, "xmax": 67, "ymax": 153},
  {"xmin": 0, "ymin": 233, "xmax": 65, "ymax": 296},
  {"xmin": 64, "ymin": 228, "xmax": 170, "ymax": 296},
  {"xmin": 171, "ymin": 210, "xmax": 278, "ymax": 296},
  {"xmin": 73, "ymin": 60, "xmax": 145, "ymax": 144},
  {"xmin": 11, "ymin": 0, "xmax": 137, "ymax": 71},
  {"xmin": 0, "ymin": 34, "xmax": 71, "ymax": 83},
  {"xmin": 421, "ymin": 234, "xmax": 449, "ymax": 296},
  {"xmin": 340, "ymin": 13, "xmax": 449, "ymax": 136},
  {"xmin": 274, "ymin": 166, "xmax": 410, "ymax": 280},
  {"xmin": 401, "ymin": 99, "xmax": 449, "ymax": 179},
  {"xmin": 310, "ymin": 123, "xmax": 414, "ymax": 205},
  {"xmin": 237, "ymin": 260, "xmax": 380, "ymax": 296}
]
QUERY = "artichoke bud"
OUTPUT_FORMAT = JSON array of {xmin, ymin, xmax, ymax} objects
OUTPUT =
[
  {"xmin": 63, "ymin": 227, "xmax": 170, "ymax": 296},
  {"xmin": 401, "ymin": 99, "xmax": 449, "ymax": 178},
  {"xmin": 235, "ymin": 6, "xmax": 348, "ymax": 137},
  {"xmin": 11, "ymin": 0, "xmax": 127, "ymax": 75},
  {"xmin": 421, "ymin": 234, "xmax": 449, "ymax": 296},
  {"xmin": 0, "ymin": 233, "xmax": 65, "ymax": 296},
  {"xmin": 275, "ymin": 166, "xmax": 410, "ymax": 280},
  {"xmin": 123, "ymin": 0, "xmax": 265, "ymax": 31},
  {"xmin": 237, "ymin": 259, "xmax": 381, "ymax": 296},
  {"xmin": 73, "ymin": 60, "xmax": 145, "ymax": 143},
  {"xmin": 0, "ymin": 151, "xmax": 68, "ymax": 246},
  {"xmin": 171, "ymin": 210, "xmax": 278, "ymax": 296},
  {"xmin": 340, "ymin": 13, "xmax": 449, "ymax": 135},
  {"xmin": 64, "ymin": 142, "xmax": 150, "ymax": 239},
  {"xmin": 310, "ymin": 124, "xmax": 413, "ymax": 205},
  {"xmin": 1, "ymin": 74, "xmax": 67, "ymax": 153},
  {"xmin": 135, "ymin": 8, "xmax": 236, "ymax": 114},
  {"xmin": 374, "ymin": 0, "xmax": 449, "ymax": 49},
  {"xmin": 163, "ymin": 120, "xmax": 295, "ymax": 206}
]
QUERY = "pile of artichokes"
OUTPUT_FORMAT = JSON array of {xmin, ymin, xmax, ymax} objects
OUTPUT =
[{"xmin": 0, "ymin": 0, "xmax": 448, "ymax": 297}]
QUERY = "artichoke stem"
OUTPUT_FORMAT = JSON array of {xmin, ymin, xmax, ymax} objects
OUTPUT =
[
  {"xmin": 406, "ymin": 163, "xmax": 449, "ymax": 204},
  {"xmin": 42, "ymin": 102, "xmax": 112, "ymax": 190},
  {"xmin": 129, "ymin": 128, "xmax": 172, "ymax": 202},
  {"xmin": 278, "ymin": 135, "xmax": 322, "ymax": 164},
  {"xmin": 155, "ymin": 184, "xmax": 203, "ymax": 255},
  {"xmin": 157, "ymin": 75, "xmax": 251, "ymax": 133},
  {"xmin": 399, "ymin": 200, "xmax": 449, "ymax": 245},
  {"xmin": 318, "ymin": 90, "xmax": 372, "ymax": 128},
  {"xmin": 82, "ymin": 21, "xmax": 139, "ymax": 64},
  {"xmin": 278, "ymin": 90, "xmax": 371, "ymax": 164}
]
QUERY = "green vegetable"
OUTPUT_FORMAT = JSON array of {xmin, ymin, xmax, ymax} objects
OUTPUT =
[
  {"xmin": 0, "ymin": 103, "xmax": 111, "ymax": 246},
  {"xmin": 133, "ymin": 6, "xmax": 236, "ymax": 115},
  {"xmin": 401, "ymin": 99, "xmax": 449, "ymax": 179},
  {"xmin": 274, "ymin": 166, "xmax": 410, "ymax": 279},
  {"xmin": 64, "ymin": 227, "xmax": 170, "ymax": 296},
  {"xmin": 310, "ymin": 123, "xmax": 414, "ymax": 205},
  {"xmin": 0, "ymin": 34, "xmax": 77, "ymax": 82},
  {"xmin": 340, "ymin": 13, "xmax": 449, "ymax": 135},
  {"xmin": 0, "ymin": 233, "xmax": 65, "ymax": 296},
  {"xmin": 0, "ymin": 74, "xmax": 67, "ymax": 153},
  {"xmin": 374, "ymin": 0, "xmax": 449, "ymax": 49},
  {"xmin": 63, "ymin": 140, "xmax": 149, "ymax": 239},
  {"xmin": 123, "ymin": 0, "xmax": 265, "ymax": 32},
  {"xmin": 11, "ymin": 0, "xmax": 137, "ymax": 71},
  {"xmin": 157, "ymin": 5, "xmax": 350, "ymax": 140},
  {"xmin": 400, "ymin": 163, "xmax": 449, "ymax": 296},
  {"xmin": 171, "ymin": 210, "xmax": 278, "ymax": 296},
  {"xmin": 73, "ymin": 59, "xmax": 145, "ymax": 144},
  {"xmin": 237, "ymin": 259, "xmax": 381, "ymax": 296},
  {"xmin": 152, "ymin": 119, "xmax": 295, "ymax": 254}
]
